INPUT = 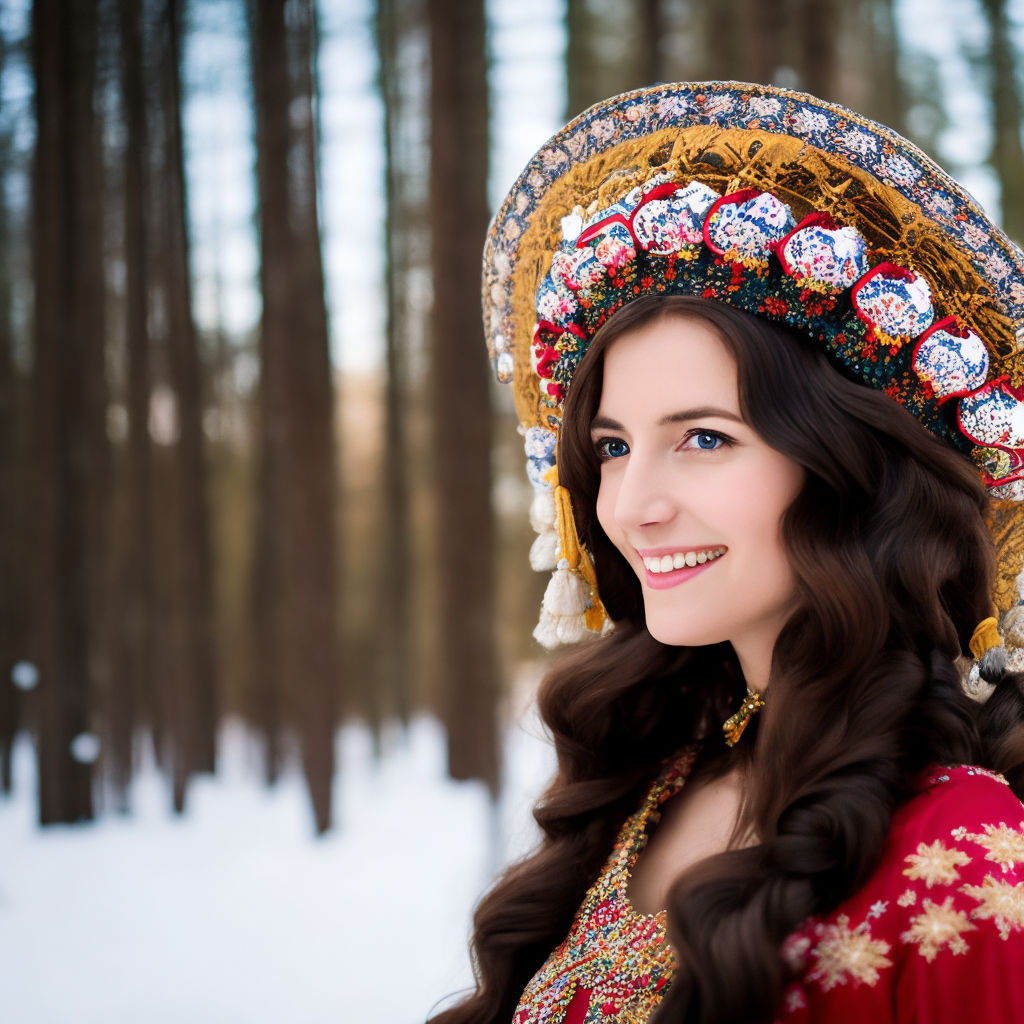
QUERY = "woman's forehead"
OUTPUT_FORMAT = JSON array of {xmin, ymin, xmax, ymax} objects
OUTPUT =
[{"xmin": 596, "ymin": 316, "xmax": 741, "ymax": 420}]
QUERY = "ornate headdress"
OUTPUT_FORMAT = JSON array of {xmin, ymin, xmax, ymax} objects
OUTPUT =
[{"xmin": 483, "ymin": 82, "xmax": 1024, "ymax": 660}]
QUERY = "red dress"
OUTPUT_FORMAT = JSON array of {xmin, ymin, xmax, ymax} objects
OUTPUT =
[{"xmin": 513, "ymin": 756, "xmax": 1024, "ymax": 1023}]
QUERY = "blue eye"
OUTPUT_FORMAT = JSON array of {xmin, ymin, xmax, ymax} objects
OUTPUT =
[
  {"xmin": 683, "ymin": 430, "xmax": 732, "ymax": 451},
  {"xmin": 595, "ymin": 437, "xmax": 629, "ymax": 461}
]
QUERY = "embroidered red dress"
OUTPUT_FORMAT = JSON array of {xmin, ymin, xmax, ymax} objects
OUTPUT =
[{"xmin": 513, "ymin": 756, "xmax": 1024, "ymax": 1023}]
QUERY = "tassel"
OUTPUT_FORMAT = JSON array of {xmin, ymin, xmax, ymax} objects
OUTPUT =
[
  {"xmin": 542, "ymin": 559, "xmax": 589, "ymax": 617},
  {"xmin": 529, "ymin": 530, "xmax": 559, "ymax": 571},
  {"xmin": 551, "ymin": 479, "xmax": 608, "ymax": 631},
  {"xmin": 533, "ymin": 610, "xmax": 562, "ymax": 649},
  {"xmin": 969, "ymin": 616, "xmax": 1001, "ymax": 660},
  {"xmin": 530, "ymin": 489, "xmax": 556, "ymax": 534},
  {"xmin": 555, "ymin": 614, "xmax": 587, "ymax": 644}
]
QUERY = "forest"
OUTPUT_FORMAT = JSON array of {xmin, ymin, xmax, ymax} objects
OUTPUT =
[{"xmin": 1, "ymin": 0, "xmax": 1022, "ymax": 835}]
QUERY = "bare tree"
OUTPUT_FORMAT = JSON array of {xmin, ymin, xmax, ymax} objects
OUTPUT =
[
  {"xmin": 640, "ymin": 0, "xmax": 666, "ymax": 86},
  {"xmin": 373, "ymin": 0, "xmax": 417, "ymax": 733},
  {"xmin": 151, "ymin": 0, "xmax": 219, "ymax": 813},
  {"xmin": 0, "ymin": 58, "xmax": 25, "ymax": 791},
  {"xmin": 979, "ymin": 0, "xmax": 1024, "ymax": 241},
  {"xmin": 31, "ymin": 0, "xmax": 109, "ymax": 824},
  {"xmin": 428, "ymin": 0, "xmax": 500, "ymax": 791},
  {"xmin": 107, "ymin": 0, "xmax": 158, "ymax": 812},
  {"xmin": 798, "ymin": 0, "xmax": 839, "ymax": 100},
  {"xmin": 249, "ymin": 0, "xmax": 341, "ymax": 832}
]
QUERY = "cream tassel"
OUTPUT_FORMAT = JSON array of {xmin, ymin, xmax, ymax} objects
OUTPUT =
[
  {"xmin": 532, "ymin": 611, "xmax": 562, "ymax": 649},
  {"xmin": 530, "ymin": 489, "xmax": 556, "ymax": 534},
  {"xmin": 533, "ymin": 605, "xmax": 588, "ymax": 648},
  {"xmin": 542, "ymin": 559, "xmax": 590, "ymax": 617},
  {"xmin": 529, "ymin": 530, "xmax": 559, "ymax": 571}
]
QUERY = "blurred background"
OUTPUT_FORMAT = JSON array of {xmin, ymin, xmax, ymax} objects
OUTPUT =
[{"xmin": 1, "ymin": 0, "xmax": 1022, "ymax": 1021}]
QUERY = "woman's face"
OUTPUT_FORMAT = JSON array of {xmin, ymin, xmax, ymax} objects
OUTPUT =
[{"xmin": 591, "ymin": 314, "xmax": 805, "ymax": 686}]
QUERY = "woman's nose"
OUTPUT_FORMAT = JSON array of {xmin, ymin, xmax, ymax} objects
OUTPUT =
[{"xmin": 613, "ymin": 452, "xmax": 677, "ymax": 530}]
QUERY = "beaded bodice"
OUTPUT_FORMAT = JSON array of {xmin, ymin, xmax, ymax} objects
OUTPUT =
[{"xmin": 513, "ymin": 748, "xmax": 697, "ymax": 1024}]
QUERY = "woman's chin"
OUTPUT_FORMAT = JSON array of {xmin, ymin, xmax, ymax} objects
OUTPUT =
[{"xmin": 645, "ymin": 615, "xmax": 727, "ymax": 649}]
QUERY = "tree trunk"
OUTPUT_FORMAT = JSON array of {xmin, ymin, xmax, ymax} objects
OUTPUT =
[
  {"xmin": 980, "ymin": 0, "xmax": 1024, "ymax": 241},
  {"xmin": 250, "ymin": 0, "xmax": 341, "ymax": 832},
  {"xmin": 863, "ymin": 0, "xmax": 907, "ymax": 135},
  {"xmin": 428, "ymin": 0, "xmax": 500, "ymax": 793},
  {"xmin": 741, "ymin": 0, "xmax": 787, "ymax": 85},
  {"xmin": 798, "ymin": 0, "xmax": 838, "ymax": 100},
  {"xmin": 31, "ymin": 0, "xmax": 107, "ymax": 824},
  {"xmin": 374, "ymin": 0, "xmax": 415, "ymax": 731},
  {"xmin": 640, "ymin": 0, "xmax": 665, "ymax": 87},
  {"xmin": 0, "ymin": 90, "xmax": 25, "ymax": 793},
  {"xmin": 157, "ymin": 0, "xmax": 219, "ymax": 810},
  {"xmin": 108, "ymin": 0, "xmax": 157, "ymax": 813},
  {"xmin": 249, "ymin": 0, "xmax": 291, "ymax": 786}
]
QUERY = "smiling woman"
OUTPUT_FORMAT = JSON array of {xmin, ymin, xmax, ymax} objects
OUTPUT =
[
  {"xmin": 586, "ymin": 310, "xmax": 803, "ymax": 682},
  {"xmin": 430, "ymin": 82, "xmax": 1024, "ymax": 1024}
]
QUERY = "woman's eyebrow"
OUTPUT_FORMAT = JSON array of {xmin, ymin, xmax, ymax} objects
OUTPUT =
[
  {"xmin": 590, "ymin": 406, "xmax": 744, "ymax": 432},
  {"xmin": 659, "ymin": 406, "xmax": 744, "ymax": 426}
]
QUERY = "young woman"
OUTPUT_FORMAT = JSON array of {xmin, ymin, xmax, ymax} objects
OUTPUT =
[{"xmin": 432, "ymin": 83, "xmax": 1024, "ymax": 1023}]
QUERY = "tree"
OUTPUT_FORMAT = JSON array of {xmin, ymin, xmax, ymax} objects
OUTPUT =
[
  {"xmin": 108, "ymin": 0, "xmax": 158, "ymax": 812},
  {"xmin": 979, "ymin": 0, "xmax": 1024, "ymax": 240},
  {"xmin": 249, "ymin": 0, "xmax": 341, "ymax": 832},
  {"xmin": 31, "ymin": 0, "xmax": 109, "ymax": 824},
  {"xmin": 153, "ymin": 0, "xmax": 219, "ymax": 812},
  {"xmin": 0, "ymin": 60, "xmax": 26, "ymax": 792},
  {"xmin": 428, "ymin": 0, "xmax": 500, "ymax": 792},
  {"xmin": 373, "ymin": 0, "xmax": 418, "ymax": 734}
]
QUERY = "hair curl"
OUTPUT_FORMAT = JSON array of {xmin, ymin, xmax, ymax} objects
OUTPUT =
[{"xmin": 429, "ymin": 296, "xmax": 1024, "ymax": 1024}]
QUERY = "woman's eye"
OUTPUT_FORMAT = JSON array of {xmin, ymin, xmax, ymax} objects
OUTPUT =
[
  {"xmin": 595, "ymin": 437, "xmax": 629, "ymax": 460},
  {"xmin": 683, "ymin": 430, "xmax": 730, "ymax": 451}
]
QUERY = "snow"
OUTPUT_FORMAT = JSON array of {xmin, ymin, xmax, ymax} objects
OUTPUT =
[{"xmin": 0, "ymin": 709, "xmax": 556, "ymax": 1024}]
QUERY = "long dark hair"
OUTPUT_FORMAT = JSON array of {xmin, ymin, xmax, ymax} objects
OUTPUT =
[{"xmin": 429, "ymin": 295, "xmax": 1024, "ymax": 1024}]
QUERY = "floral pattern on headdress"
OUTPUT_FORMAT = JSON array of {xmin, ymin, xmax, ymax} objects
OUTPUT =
[{"xmin": 528, "ymin": 170, "xmax": 1010, "ymax": 486}]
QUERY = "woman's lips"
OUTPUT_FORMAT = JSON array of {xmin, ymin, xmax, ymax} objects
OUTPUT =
[{"xmin": 638, "ymin": 548, "xmax": 726, "ymax": 590}]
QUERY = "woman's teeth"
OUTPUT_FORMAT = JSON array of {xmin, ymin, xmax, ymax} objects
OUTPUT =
[{"xmin": 643, "ymin": 547, "xmax": 726, "ymax": 573}]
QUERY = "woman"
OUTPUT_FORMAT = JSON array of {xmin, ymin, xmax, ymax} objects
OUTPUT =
[{"xmin": 433, "ymin": 83, "xmax": 1024, "ymax": 1023}]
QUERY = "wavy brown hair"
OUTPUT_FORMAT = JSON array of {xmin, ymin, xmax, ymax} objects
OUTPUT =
[{"xmin": 429, "ymin": 296, "xmax": 1024, "ymax": 1024}]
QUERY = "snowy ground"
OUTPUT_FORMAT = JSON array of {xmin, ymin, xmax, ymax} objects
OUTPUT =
[{"xmin": 1, "ymin": 706, "xmax": 555, "ymax": 1024}]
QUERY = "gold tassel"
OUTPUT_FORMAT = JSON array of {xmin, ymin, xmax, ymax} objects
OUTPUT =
[
  {"xmin": 546, "ymin": 467, "xmax": 608, "ymax": 634},
  {"xmin": 723, "ymin": 689, "xmax": 766, "ymax": 747},
  {"xmin": 970, "ymin": 615, "xmax": 1001, "ymax": 660}
]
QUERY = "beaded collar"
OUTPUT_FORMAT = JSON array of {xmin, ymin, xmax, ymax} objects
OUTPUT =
[{"xmin": 514, "ymin": 747, "xmax": 698, "ymax": 1023}]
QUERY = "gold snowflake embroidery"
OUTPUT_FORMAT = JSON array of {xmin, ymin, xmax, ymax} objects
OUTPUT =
[
  {"xmin": 951, "ymin": 826, "xmax": 968, "ymax": 841},
  {"xmin": 900, "ymin": 896, "xmax": 975, "ymax": 962},
  {"xmin": 867, "ymin": 900, "xmax": 889, "ymax": 919},
  {"xmin": 897, "ymin": 888, "xmax": 918, "ymax": 908},
  {"xmin": 808, "ymin": 915, "xmax": 892, "ymax": 991},
  {"xmin": 965, "ymin": 823, "xmax": 1024, "ymax": 872},
  {"xmin": 962, "ymin": 875, "xmax": 1024, "ymax": 940},
  {"xmin": 903, "ymin": 840, "xmax": 971, "ymax": 887}
]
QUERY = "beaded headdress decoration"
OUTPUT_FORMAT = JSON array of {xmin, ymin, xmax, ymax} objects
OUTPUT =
[{"xmin": 483, "ymin": 82, "xmax": 1024, "ymax": 661}]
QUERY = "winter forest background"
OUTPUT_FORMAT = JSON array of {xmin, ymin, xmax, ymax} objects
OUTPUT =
[{"xmin": 1, "ymin": 0, "xmax": 1023, "ymax": 1021}]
